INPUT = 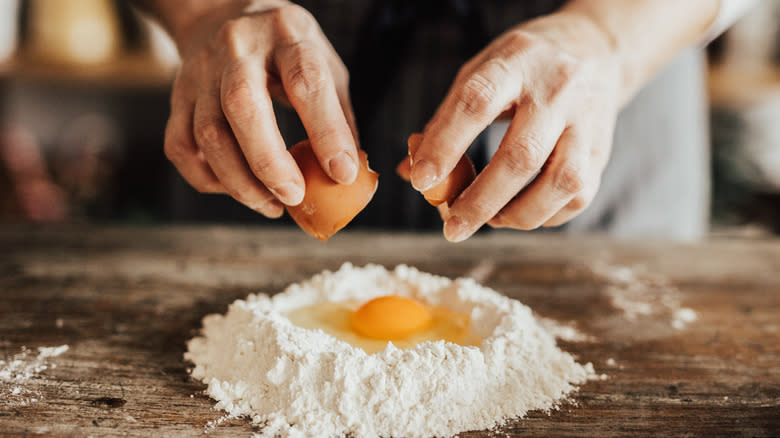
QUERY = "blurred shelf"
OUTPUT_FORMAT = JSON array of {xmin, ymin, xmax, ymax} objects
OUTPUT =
[
  {"xmin": 708, "ymin": 64, "xmax": 780, "ymax": 108},
  {"xmin": 0, "ymin": 52, "xmax": 177, "ymax": 89}
]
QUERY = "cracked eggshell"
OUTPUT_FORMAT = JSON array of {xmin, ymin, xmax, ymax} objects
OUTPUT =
[
  {"xmin": 408, "ymin": 133, "xmax": 476, "ymax": 207},
  {"xmin": 286, "ymin": 140, "xmax": 378, "ymax": 241}
]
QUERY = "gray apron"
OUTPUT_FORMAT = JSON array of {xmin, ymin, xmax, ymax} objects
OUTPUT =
[{"xmin": 277, "ymin": 0, "xmax": 710, "ymax": 240}]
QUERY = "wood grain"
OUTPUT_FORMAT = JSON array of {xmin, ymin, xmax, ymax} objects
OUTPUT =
[{"xmin": 0, "ymin": 226, "xmax": 778, "ymax": 437}]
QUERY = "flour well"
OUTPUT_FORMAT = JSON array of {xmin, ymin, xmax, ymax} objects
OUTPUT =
[{"xmin": 185, "ymin": 264, "xmax": 594, "ymax": 438}]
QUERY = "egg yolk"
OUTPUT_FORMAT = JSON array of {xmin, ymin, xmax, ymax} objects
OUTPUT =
[{"xmin": 350, "ymin": 295, "xmax": 432, "ymax": 340}]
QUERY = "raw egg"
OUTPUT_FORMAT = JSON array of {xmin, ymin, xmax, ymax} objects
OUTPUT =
[
  {"xmin": 405, "ymin": 133, "xmax": 476, "ymax": 207},
  {"xmin": 285, "ymin": 295, "xmax": 481, "ymax": 354},
  {"xmin": 351, "ymin": 295, "xmax": 432, "ymax": 340},
  {"xmin": 286, "ymin": 140, "xmax": 378, "ymax": 241}
]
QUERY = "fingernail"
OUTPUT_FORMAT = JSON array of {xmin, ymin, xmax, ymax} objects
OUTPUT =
[
  {"xmin": 270, "ymin": 182, "xmax": 305, "ymax": 206},
  {"xmin": 410, "ymin": 159, "xmax": 438, "ymax": 191},
  {"xmin": 328, "ymin": 152, "xmax": 358, "ymax": 184},
  {"xmin": 444, "ymin": 216, "xmax": 470, "ymax": 243}
]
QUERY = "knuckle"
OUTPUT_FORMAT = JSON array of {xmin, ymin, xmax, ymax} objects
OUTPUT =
[
  {"xmin": 193, "ymin": 118, "xmax": 226, "ymax": 149},
  {"xmin": 170, "ymin": 75, "xmax": 193, "ymax": 106},
  {"xmin": 216, "ymin": 18, "xmax": 251, "ymax": 57},
  {"xmin": 216, "ymin": 18, "xmax": 240, "ymax": 45},
  {"xmin": 285, "ymin": 49, "xmax": 328, "ymax": 99},
  {"xmin": 503, "ymin": 30, "xmax": 535, "ymax": 51},
  {"xmin": 548, "ymin": 57, "xmax": 583, "ymax": 102},
  {"xmin": 501, "ymin": 135, "xmax": 547, "ymax": 175},
  {"xmin": 271, "ymin": 4, "xmax": 315, "ymax": 35},
  {"xmin": 554, "ymin": 162, "xmax": 586, "ymax": 194},
  {"xmin": 163, "ymin": 140, "xmax": 186, "ymax": 163},
  {"xmin": 222, "ymin": 78, "xmax": 258, "ymax": 122},
  {"xmin": 248, "ymin": 156, "xmax": 276, "ymax": 180},
  {"xmin": 192, "ymin": 49, "xmax": 213, "ymax": 76},
  {"xmin": 456, "ymin": 72, "xmax": 498, "ymax": 118}
]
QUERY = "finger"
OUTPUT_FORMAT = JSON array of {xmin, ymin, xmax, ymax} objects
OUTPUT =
[
  {"xmin": 411, "ymin": 57, "xmax": 523, "ymax": 192},
  {"xmin": 396, "ymin": 156, "xmax": 411, "ymax": 182},
  {"xmin": 329, "ymin": 56, "xmax": 358, "ymax": 143},
  {"xmin": 275, "ymin": 41, "xmax": 359, "ymax": 184},
  {"xmin": 193, "ymin": 79, "xmax": 284, "ymax": 218},
  {"xmin": 489, "ymin": 127, "xmax": 588, "ymax": 230},
  {"xmin": 396, "ymin": 133, "xmax": 420, "ymax": 182},
  {"xmin": 336, "ymin": 84, "xmax": 358, "ymax": 144},
  {"xmin": 541, "ymin": 121, "xmax": 614, "ymax": 227},
  {"xmin": 443, "ymin": 104, "xmax": 566, "ymax": 242},
  {"xmin": 221, "ymin": 60, "xmax": 305, "ymax": 206},
  {"xmin": 164, "ymin": 74, "xmax": 224, "ymax": 194},
  {"xmin": 540, "ymin": 174, "xmax": 599, "ymax": 227}
]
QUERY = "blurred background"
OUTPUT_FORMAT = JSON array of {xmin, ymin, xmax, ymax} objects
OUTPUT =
[{"xmin": 0, "ymin": 0, "xmax": 778, "ymax": 235}]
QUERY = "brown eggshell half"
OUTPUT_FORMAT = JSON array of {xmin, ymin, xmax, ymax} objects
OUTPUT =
[
  {"xmin": 286, "ymin": 140, "xmax": 378, "ymax": 241},
  {"xmin": 407, "ymin": 133, "xmax": 476, "ymax": 207}
]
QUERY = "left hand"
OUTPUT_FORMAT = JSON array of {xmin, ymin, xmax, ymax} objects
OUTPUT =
[{"xmin": 406, "ymin": 11, "xmax": 622, "ymax": 242}]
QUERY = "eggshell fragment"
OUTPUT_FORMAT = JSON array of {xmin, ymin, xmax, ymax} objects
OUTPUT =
[
  {"xmin": 286, "ymin": 140, "xmax": 378, "ymax": 241},
  {"xmin": 407, "ymin": 133, "xmax": 476, "ymax": 207}
]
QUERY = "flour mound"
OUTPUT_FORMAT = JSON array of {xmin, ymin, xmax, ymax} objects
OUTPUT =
[{"xmin": 185, "ymin": 264, "xmax": 593, "ymax": 438}]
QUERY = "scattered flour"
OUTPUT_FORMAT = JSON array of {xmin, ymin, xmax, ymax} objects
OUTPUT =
[
  {"xmin": 538, "ymin": 317, "xmax": 595, "ymax": 343},
  {"xmin": 591, "ymin": 261, "xmax": 698, "ymax": 330},
  {"xmin": 671, "ymin": 308, "xmax": 698, "ymax": 330},
  {"xmin": 185, "ymin": 264, "xmax": 596, "ymax": 438},
  {"xmin": 0, "ymin": 345, "xmax": 69, "ymax": 407}
]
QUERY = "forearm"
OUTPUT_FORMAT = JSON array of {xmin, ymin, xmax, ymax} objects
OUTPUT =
[{"xmin": 561, "ymin": 0, "xmax": 721, "ymax": 104}]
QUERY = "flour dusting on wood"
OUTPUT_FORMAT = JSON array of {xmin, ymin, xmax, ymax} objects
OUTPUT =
[
  {"xmin": 0, "ymin": 345, "xmax": 69, "ymax": 407},
  {"xmin": 591, "ymin": 261, "xmax": 697, "ymax": 330}
]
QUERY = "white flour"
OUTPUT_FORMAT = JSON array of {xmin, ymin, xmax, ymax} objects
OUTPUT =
[
  {"xmin": 0, "ymin": 345, "xmax": 69, "ymax": 407},
  {"xmin": 538, "ymin": 317, "xmax": 595, "ymax": 343},
  {"xmin": 591, "ymin": 262, "xmax": 697, "ymax": 330},
  {"xmin": 186, "ymin": 264, "xmax": 595, "ymax": 438}
]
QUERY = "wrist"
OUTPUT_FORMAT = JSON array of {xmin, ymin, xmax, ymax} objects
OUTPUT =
[
  {"xmin": 560, "ymin": 0, "xmax": 721, "ymax": 103},
  {"xmin": 548, "ymin": 6, "xmax": 628, "ymax": 99},
  {"xmin": 519, "ymin": 10, "xmax": 624, "ymax": 97}
]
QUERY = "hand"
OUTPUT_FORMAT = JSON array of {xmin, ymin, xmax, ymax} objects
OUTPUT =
[
  {"xmin": 164, "ymin": 0, "xmax": 358, "ymax": 217},
  {"xmin": 407, "ymin": 12, "xmax": 621, "ymax": 242}
]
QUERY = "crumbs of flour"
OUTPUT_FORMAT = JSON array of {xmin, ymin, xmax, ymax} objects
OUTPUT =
[
  {"xmin": 591, "ymin": 261, "xmax": 697, "ymax": 330},
  {"xmin": 0, "ymin": 345, "xmax": 69, "ymax": 407},
  {"xmin": 185, "ymin": 264, "xmax": 596, "ymax": 438}
]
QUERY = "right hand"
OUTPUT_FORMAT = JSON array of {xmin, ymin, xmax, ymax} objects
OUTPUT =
[{"xmin": 164, "ymin": 0, "xmax": 358, "ymax": 218}]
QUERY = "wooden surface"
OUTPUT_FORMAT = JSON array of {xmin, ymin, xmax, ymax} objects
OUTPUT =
[{"xmin": 0, "ymin": 225, "xmax": 778, "ymax": 437}]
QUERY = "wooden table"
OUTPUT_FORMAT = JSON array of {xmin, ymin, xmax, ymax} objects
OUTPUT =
[{"xmin": 1, "ymin": 226, "xmax": 778, "ymax": 437}]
